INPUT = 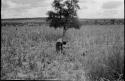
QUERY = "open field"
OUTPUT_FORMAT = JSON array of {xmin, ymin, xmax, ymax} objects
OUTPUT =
[
  {"xmin": 1, "ymin": 19, "xmax": 124, "ymax": 81},
  {"xmin": 1, "ymin": 18, "xmax": 124, "ymax": 26}
]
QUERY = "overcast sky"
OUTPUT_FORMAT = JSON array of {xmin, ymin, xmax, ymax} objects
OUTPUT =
[{"xmin": 1, "ymin": 0, "xmax": 124, "ymax": 19}]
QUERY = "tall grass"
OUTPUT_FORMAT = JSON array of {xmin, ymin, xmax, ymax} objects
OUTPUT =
[
  {"xmin": 1, "ymin": 25, "xmax": 124, "ymax": 80},
  {"xmin": 69, "ymin": 25, "xmax": 124, "ymax": 81}
]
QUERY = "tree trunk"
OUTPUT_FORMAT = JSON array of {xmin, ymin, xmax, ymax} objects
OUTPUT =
[{"xmin": 62, "ymin": 27, "xmax": 67, "ymax": 39}]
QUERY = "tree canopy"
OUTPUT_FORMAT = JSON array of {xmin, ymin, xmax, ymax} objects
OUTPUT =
[{"xmin": 46, "ymin": 0, "xmax": 81, "ymax": 37}]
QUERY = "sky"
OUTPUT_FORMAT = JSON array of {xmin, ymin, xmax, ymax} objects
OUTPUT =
[{"xmin": 1, "ymin": 0, "xmax": 124, "ymax": 19}]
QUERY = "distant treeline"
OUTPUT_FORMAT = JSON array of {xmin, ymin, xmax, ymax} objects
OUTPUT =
[
  {"xmin": 80, "ymin": 19, "xmax": 124, "ymax": 25},
  {"xmin": 1, "ymin": 18, "xmax": 124, "ymax": 26},
  {"xmin": 1, "ymin": 22, "xmax": 46, "ymax": 27}
]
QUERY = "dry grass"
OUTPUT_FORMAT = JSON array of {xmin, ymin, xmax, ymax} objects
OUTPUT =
[{"xmin": 1, "ymin": 24, "xmax": 124, "ymax": 81}]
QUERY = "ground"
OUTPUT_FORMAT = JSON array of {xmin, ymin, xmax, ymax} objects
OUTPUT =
[{"xmin": 1, "ymin": 24, "xmax": 124, "ymax": 81}]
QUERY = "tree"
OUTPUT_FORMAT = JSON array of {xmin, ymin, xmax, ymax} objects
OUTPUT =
[
  {"xmin": 46, "ymin": 0, "xmax": 81, "ymax": 39},
  {"xmin": 110, "ymin": 19, "xmax": 115, "ymax": 25}
]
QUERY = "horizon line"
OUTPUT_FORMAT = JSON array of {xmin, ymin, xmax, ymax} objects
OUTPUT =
[{"xmin": 1, "ymin": 17, "xmax": 124, "ymax": 20}]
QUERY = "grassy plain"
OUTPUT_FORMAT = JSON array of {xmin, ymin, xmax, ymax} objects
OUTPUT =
[{"xmin": 1, "ymin": 20, "xmax": 124, "ymax": 81}]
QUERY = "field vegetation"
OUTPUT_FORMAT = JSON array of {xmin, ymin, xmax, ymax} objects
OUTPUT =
[{"xmin": 1, "ymin": 19, "xmax": 124, "ymax": 81}]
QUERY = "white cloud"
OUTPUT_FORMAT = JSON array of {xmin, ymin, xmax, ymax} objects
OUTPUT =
[
  {"xmin": 7, "ymin": 0, "xmax": 17, "ymax": 8},
  {"xmin": 102, "ymin": 1, "xmax": 123, "ymax": 9},
  {"xmin": 25, "ymin": 7, "xmax": 52, "ymax": 17},
  {"xmin": 78, "ymin": 0, "xmax": 124, "ymax": 18},
  {"xmin": 1, "ymin": 0, "xmax": 124, "ymax": 19}
]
